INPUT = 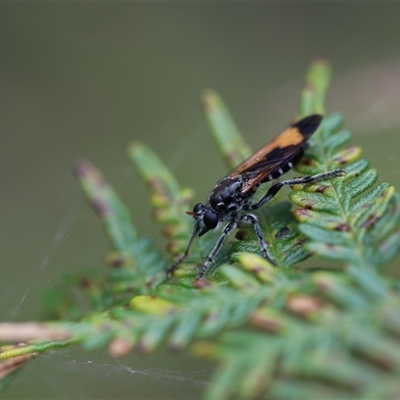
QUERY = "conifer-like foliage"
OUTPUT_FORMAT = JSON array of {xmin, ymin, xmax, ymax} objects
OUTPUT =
[{"xmin": 1, "ymin": 60, "xmax": 400, "ymax": 399}]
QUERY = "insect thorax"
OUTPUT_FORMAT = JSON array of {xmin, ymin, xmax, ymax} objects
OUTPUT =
[{"xmin": 208, "ymin": 177, "xmax": 253, "ymax": 218}]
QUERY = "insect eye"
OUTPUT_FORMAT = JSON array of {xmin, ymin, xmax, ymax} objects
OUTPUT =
[
  {"xmin": 193, "ymin": 203, "xmax": 203, "ymax": 213},
  {"xmin": 203, "ymin": 210, "xmax": 219, "ymax": 229}
]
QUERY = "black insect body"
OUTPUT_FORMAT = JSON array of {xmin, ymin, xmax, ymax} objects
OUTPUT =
[{"xmin": 168, "ymin": 115, "xmax": 344, "ymax": 280}]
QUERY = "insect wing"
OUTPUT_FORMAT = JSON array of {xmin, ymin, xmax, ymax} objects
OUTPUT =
[{"xmin": 228, "ymin": 114, "xmax": 323, "ymax": 193}]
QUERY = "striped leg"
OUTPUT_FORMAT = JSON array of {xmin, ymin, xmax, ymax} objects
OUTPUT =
[
  {"xmin": 196, "ymin": 220, "xmax": 237, "ymax": 280},
  {"xmin": 241, "ymin": 213, "xmax": 275, "ymax": 265},
  {"xmin": 249, "ymin": 169, "xmax": 345, "ymax": 210}
]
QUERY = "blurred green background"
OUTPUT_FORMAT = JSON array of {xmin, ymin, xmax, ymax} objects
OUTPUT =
[{"xmin": 1, "ymin": 3, "xmax": 399, "ymax": 399}]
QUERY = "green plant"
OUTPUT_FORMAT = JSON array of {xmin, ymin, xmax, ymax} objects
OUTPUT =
[{"xmin": 1, "ymin": 59, "xmax": 400, "ymax": 399}]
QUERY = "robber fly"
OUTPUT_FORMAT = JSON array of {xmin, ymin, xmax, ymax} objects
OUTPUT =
[{"xmin": 167, "ymin": 114, "xmax": 345, "ymax": 280}]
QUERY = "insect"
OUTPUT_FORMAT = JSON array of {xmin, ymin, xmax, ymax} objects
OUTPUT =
[{"xmin": 167, "ymin": 114, "xmax": 345, "ymax": 280}]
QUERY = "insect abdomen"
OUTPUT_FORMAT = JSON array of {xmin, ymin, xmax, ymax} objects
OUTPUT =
[{"xmin": 261, "ymin": 146, "xmax": 305, "ymax": 183}]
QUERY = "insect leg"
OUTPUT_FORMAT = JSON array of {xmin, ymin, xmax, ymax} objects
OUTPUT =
[
  {"xmin": 241, "ymin": 214, "xmax": 275, "ymax": 265},
  {"xmin": 196, "ymin": 220, "xmax": 237, "ymax": 280},
  {"xmin": 249, "ymin": 169, "xmax": 345, "ymax": 210},
  {"xmin": 167, "ymin": 229, "xmax": 198, "ymax": 277}
]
